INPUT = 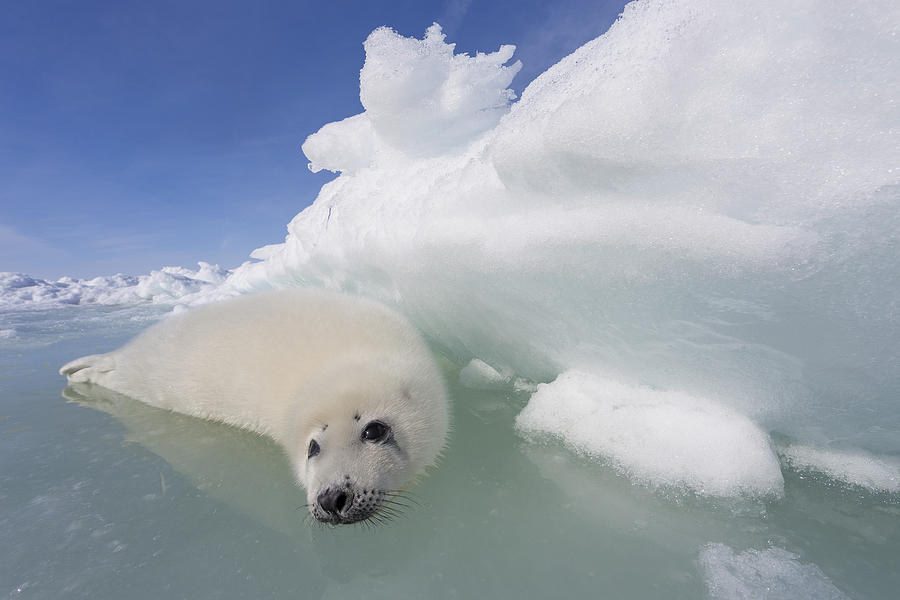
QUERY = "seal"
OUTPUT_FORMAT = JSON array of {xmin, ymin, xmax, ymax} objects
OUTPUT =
[{"xmin": 60, "ymin": 289, "xmax": 449, "ymax": 525}]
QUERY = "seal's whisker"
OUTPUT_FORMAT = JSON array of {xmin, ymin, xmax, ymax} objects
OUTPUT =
[
  {"xmin": 378, "ymin": 502, "xmax": 405, "ymax": 515},
  {"xmin": 385, "ymin": 509, "xmax": 407, "ymax": 521},
  {"xmin": 384, "ymin": 489, "xmax": 424, "ymax": 505},
  {"xmin": 376, "ymin": 513, "xmax": 398, "ymax": 525},
  {"xmin": 383, "ymin": 495, "xmax": 417, "ymax": 507},
  {"xmin": 377, "ymin": 508, "xmax": 402, "ymax": 521},
  {"xmin": 299, "ymin": 503, "xmax": 317, "ymax": 528},
  {"xmin": 381, "ymin": 498, "xmax": 417, "ymax": 511},
  {"xmin": 376, "ymin": 503, "xmax": 406, "ymax": 520},
  {"xmin": 381, "ymin": 492, "xmax": 414, "ymax": 502},
  {"xmin": 380, "ymin": 498, "xmax": 414, "ymax": 511}
]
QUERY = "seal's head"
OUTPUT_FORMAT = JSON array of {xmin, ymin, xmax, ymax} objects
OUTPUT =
[{"xmin": 287, "ymin": 358, "xmax": 449, "ymax": 525}]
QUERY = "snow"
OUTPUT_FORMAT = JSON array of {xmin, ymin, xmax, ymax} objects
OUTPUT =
[
  {"xmin": 0, "ymin": 263, "xmax": 228, "ymax": 309},
  {"xmin": 780, "ymin": 444, "xmax": 900, "ymax": 493},
  {"xmin": 516, "ymin": 371, "xmax": 784, "ymax": 496}
]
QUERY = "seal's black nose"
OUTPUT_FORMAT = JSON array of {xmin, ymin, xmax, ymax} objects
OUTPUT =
[{"xmin": 317, "ymin": 488, "xmax": 351, "ymax": 517}]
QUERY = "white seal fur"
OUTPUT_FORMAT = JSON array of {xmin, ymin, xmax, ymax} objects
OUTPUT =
[{"xmin": 60, "ymin": 289, "xmax": 449, "ymax": 524}]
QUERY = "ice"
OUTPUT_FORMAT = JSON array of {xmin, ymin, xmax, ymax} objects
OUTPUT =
[
  {"xmin": 516, "ymin": 371, "xmax": 784, "ymax": 497},
  {"xmin": 459, "ymin": 358, "xmax": 510, "ymax": 389},
  {"xmin": 360, "ymin": 23, "xmax": 520, "ymax": 157},
  {"xmin": 699, "ymin": 543, "xmax": 850, "ymax": 600},
  {"xmin": 0, "ymin": 263, "xmax": 228, "ymax": 309},
  {"xmin": 494, "ymin": 0, "xmax": 899, "ymax": 202},
  {"xmin": 780, "ymin": 444, "xmax": 900, "ymax": 493},
  {"xmin": 302, "ymin": 114, "xmax": 376, "ymax": 174},
  {"xmin": 303, "ymin": 23, "xmax": 520, "ymax": 172}
]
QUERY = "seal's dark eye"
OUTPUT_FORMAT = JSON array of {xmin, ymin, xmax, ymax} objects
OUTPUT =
[
  {"xmin": 361, "ymin": 421, "xmax": 390, "ymax": 442},
  {"xmin": 308, "ymin": 439, "xmax": 320, "ymax": 458}
]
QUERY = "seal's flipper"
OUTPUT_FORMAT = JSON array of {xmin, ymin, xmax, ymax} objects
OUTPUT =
[{"xmin": 59, "ymin": 354, "xmax": 116, "ymax": 383}]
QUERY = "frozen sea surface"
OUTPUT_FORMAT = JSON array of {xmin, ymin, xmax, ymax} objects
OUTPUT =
[{"xmin": 1, "ymin": 308, "xmax": 898, "ymax": 600}]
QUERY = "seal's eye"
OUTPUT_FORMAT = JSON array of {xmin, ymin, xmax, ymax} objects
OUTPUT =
[
  {"xmin": 361, "ymin": 420, "xmax": 390, "ymax": 442},
  {"xmin": 308, "ymin": 439, "xmax": 320, "ymax": 458}
]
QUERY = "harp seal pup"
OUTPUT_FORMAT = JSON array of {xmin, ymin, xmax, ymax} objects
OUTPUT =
[{"xmin": 60, "ymin": 289, "xmax": 449, "ymax": 525}]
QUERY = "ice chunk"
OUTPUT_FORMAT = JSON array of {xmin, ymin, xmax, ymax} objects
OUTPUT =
[
  {"xmin": 780, "ymin": 444, "xmax": 900, "ymax": 493},
  {"xmin": 459, "ymin": 358, "xmax": 510, "ymax": 389},
  {"xmin": 359, "ymin": 23, "xmax": 521, "ymax": 156},
  {"xmin": 302, "ymin": 114, "xmax": 376, "ymax": 174},
  {"xmin": 515, "ymin": 371, "xmax": 784, "ymax": 497},
  {"xmin": 700, "ymin": 543, "xmax": 849, "ymax": 600},
  {"xmin": 134, "ymin": 263, "xmax": 229, "ymax": 301}
]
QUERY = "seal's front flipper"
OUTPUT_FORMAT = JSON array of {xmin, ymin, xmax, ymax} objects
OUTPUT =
[{"xmin": 59, "ymin": 354, "xmax": 116, "ymax": 383}]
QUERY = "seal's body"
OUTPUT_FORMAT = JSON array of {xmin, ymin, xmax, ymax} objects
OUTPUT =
[{"xmin": 61, "ymin": 289, "xmax": 449, "ymax": 524}]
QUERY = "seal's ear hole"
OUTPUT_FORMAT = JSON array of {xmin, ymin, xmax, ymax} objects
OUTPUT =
[
  {"xmin": 361, "ymin": 420, "xmax": 391, "ymax": 443},
  {"xmin": 308, "ymin": 439, "xmax": 320, "ymax": 458}
]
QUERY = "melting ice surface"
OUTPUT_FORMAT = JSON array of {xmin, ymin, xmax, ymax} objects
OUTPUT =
[{"xmin": 2, "ymin": 0, "xmax": 899, "ymax": 597}]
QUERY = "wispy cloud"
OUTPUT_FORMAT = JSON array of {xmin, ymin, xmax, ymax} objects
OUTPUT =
[
  {"xmin": 0, "ymin": 223, "xmax": 66, "ymax": 274},
  {"xmin": 439, "ymin": 0, "xmax": 474, "ymax": 37},
  {"xmin": 0, "ymin": 223, "xmax": 56, "ymax": 254},
  {"xmin": 88, "ymin": 232, "xmax": 161, "ymax": 253}
]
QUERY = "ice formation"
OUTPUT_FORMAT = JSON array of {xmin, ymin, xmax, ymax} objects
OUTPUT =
[
  {"xmin": 459, "ymin": 358, "xmax": 511, "ymax": 389},
  {"xmin": 302, "ymin": 24, "xmax": 521, "ymax": 173},
  {"xmin": 699, "ymin": 543, "xmax": 849, "ymax": 600},
  {"xmin": 780, "ymin": 444, "xmax": 900, "ymax": 493},
  {"xmin": 222, "ymin": 1, "xmax": 899, "ymax": 496},
  {"xmin": 516, "ymin": 371, "xmax": 784, "ymax": 496},
  {"xmin": 4, "ymin": 1, "xmax": 899, "ymax": 497},
  {"xmin": 0, "ymin": 263, "xmax": 228, "ymax": 308}
]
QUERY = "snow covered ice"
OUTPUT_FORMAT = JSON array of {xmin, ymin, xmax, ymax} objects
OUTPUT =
[
  {"xmin": 0, "ymin": 263, "xmax": 228, "ymax": 309},
  {"xmin": 516, "ymin": 371, "xmax": 785, "ymax": 497},
  {"xmin": 780, "ymin": 444, "xmax": 900, "ymax": 493}
]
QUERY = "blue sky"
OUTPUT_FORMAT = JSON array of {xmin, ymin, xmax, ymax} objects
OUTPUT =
[{"xmin": 1, "ymin": 0, "xmax": 625, "ymax": 279}]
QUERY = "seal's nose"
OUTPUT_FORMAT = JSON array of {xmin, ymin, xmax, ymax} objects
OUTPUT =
[{"xmin": 317, "ymin": 488, "xmax": 351, "ymax": 517}]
